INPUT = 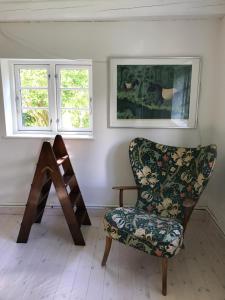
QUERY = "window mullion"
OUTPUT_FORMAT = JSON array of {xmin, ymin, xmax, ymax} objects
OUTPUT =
[
  {"xmin": 88, "ymin": 66, "xmax": 93, "ymax": 132},
  {"xmin": 48, "ymin": 63, "xmax": 57, "ymax": 133},
  {"xmin": 14, "ymin": 65, "xmax": 23, "ymax": 131},
  {"xmin": 55, "ymin": 65, "xmax": 62, "ymax": 131}
]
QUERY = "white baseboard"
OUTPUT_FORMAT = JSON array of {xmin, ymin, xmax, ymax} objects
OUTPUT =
[
  {"xmin": 0, "ymin": 204, "xmax": 224, "ymax": 236},
  {"xmin": 0, "ymin": 205, "xmax": 107, "ymax": 217},
  {"xmin": 205, "ymin": 207, "xmax": 225, "ymax": 236}
]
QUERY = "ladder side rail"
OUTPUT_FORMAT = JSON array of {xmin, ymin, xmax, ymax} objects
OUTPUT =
[
  {"xmin": 47, "ymin": 144, "xmax": 86, "ymax": 245},
  {"xmin": 17, "ymin": 143, "xmax": 50, "ymax": 243}
]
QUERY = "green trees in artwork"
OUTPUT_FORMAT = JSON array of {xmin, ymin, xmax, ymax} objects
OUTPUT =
[
  {"xmin": 117, "ymin": 65, "xmax": 192, "ymax": 120},
  {"xmin": 20, "ymin": 68, "xmax": 89, "ymax": 128}
]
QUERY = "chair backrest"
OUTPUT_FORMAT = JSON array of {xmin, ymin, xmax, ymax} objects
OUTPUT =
[{"xmin": 129, "ymin": 138, "xmax": 217, "ymax": 223}]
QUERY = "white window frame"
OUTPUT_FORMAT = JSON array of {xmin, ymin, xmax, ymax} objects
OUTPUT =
[
  {"xmin": 55, "ymin": 64, "xmax": 93, "ymax": 133},
  {"xmin": 1, "ymin": 59, "xmax": 93, "ymax": 139},
  {"xmin": 14, "ymin": 64, "xmax": 52, "ymax": 131}
]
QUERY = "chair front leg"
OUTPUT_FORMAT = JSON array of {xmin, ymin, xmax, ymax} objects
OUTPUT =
[
  {"xmin": 101, "ymin": 236, "xmax": 112, "ymax": 266},
  {"xmin": 162, "ymin": 257, "xmax": 168, "ymax": 296}
]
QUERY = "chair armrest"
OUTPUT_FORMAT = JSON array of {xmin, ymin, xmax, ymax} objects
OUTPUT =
[
  {"xmin": 112, "ymin": 186, "xmax": 139, "ymax": 207},
  {"xmin": 182, "ymin": 198, "xmax": 196, "ymax": 233},
  {"xmin": 112, "ymin": 186, "xmax": 139, "ymax": 190}
]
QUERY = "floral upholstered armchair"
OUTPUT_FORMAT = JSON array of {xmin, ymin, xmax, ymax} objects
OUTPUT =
[{"xmin": 101, "ymin": 138, "xmax": 217, "ymax": 295}]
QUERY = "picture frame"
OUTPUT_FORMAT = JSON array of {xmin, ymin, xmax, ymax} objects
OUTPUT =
[{"xmin": 109, "ymin": 57, "xmax": 201, "ymax": 128}]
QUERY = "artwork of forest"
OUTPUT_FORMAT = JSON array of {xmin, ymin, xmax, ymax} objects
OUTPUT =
[
  {"xmin": 117, "ymin": 64, "xmax": 192, "ymax": 120},
  {"xmin": 20, "ymin": 68, "xmax": 89, "ymax": 129}
]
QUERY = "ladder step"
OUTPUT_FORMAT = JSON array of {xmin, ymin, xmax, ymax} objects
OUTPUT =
[
  {"xmin": 69, "ymin": 190, "xmax": 81, "ymax": 207},
  {"xmin": 57, "ymin": 155, "xmax": 69, "ymax": 165},
  {"xmin": 63, "ymin": 173, "xmax": 75, "ymax": 186}
]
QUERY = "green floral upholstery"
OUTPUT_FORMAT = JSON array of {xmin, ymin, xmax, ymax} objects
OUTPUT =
[
  {"xmin": 129, "ymin": 138, "xmax": 217, "ymax": 223},
  {"xmin": 104, "ymin": 207, "xmax": 183, "ymax": 257},
  {"xmin": 104, "ymin": 138, "xmax": 217, "ymax": 258}
]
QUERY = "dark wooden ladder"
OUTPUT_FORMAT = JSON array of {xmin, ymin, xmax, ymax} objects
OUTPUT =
[{"xmin": 17, "ymin": 135, "xmax": 91, "ymax": 245}]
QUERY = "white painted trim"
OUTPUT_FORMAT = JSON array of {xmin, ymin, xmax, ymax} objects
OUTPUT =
[
  {"xmin": 0, "ymin": 60, "xmax": 14, "ymax": 135},
  {"xmin": 1, "ymin": 204, "xmax": 224, "ymax": 235},
  {"xmin": 0, "ymin": 58, "xmax": 93, "ymax": 137},
  {"xmin": 55, "ymin": 64, "xmax": 93, "ymax": 132},
  {"xmin": 14, "ymin": 64, "xmax": 52, "ymax": 131},
  {"xmin": 0, "ymin": 205, "xmax": 106, "ymax": 217},
  {"xmin": 2, "ymin": 133, "xmax": 94, "ymax": 139},
  {"xmin": 206, "ymin": 207, "xmax": 225, "ymax": 236}
]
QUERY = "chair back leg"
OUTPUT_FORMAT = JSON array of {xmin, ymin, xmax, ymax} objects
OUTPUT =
[
  {"xmin": 101, "ymin": 236, "xmax": 112, "ymax": 266},
  {"xmin": 162, "ymin": 257, "xmax": 168, "ymax": 296}
]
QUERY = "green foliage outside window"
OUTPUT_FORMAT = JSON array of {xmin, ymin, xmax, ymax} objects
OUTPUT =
[
  {"xmin": 22, "ymin": 109, "xmax": 49, "ymax": 127},
  {"xmin": 61, "ymin": 90, "xmax": 89, "ymax": 109},
  {"xmin": 20, "ymin": 69, "xmax": 48, "ymax": 88},
  {"xmin": 60, "ymin": 69, "xmax": 88, "ymax": 88},
  {"xmin": 62, "ymin": 110, "xmax": 90, "ymax": 129},
  {"xmin": 20, "ymin": 68, "xmax": 90, "ymax": 129}
]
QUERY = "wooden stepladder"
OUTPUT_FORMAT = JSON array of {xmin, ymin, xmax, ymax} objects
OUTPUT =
[{"xmin": 17, "ymin": 135, "xmax": 91, "ymax": 245}]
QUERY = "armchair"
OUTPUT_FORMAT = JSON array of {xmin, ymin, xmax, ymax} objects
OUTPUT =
[{"xmin": 101, "ymin": 138, "xmax": 217, "ymax": 295}]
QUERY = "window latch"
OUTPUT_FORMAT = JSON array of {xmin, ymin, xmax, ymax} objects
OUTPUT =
[{"xmin": 90, "ymin": 97, "xmax": 93, "ymax": 113}]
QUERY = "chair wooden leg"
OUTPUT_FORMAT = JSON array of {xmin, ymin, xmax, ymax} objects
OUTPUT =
[
  {"xmin": 101, "ymin": 236, "xmax": 112, "ymax": 266},
  {"xmin": 162, "ymin": 257, "xmax": 168, "ymax": 296}
]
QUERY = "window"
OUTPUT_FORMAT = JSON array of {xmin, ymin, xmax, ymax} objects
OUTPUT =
[
  {"xmin": 15, "ymin": 65, "xmax": 51, "ymax": 130},
  {"xmin": 1, "ymin": 59, "xmax": 93, "ymax": 138}
]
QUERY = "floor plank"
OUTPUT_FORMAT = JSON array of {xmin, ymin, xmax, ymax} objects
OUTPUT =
[{"xmin": 0, "ymin": 210, "xmax": 224, "ymax": 300}]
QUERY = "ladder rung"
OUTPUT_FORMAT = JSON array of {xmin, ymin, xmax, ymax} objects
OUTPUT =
[
  {"xmin": 69, "ymin": 190, "xmax": 81, "ymax": 207},
  {"xmin": 63, "ymin": 173, "xmax": 75, "ymax": 186},
  {"xmin": 57, "ymin": 155, "xmax": 69, "ymax": 165},
  {"xmin": 75, "ymin": 209, "xmax": 87, "ymax": 226}
]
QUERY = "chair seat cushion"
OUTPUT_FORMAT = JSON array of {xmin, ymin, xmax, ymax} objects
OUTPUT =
[{"xmin": 104, "ymin": 207, "xmax": 183, "ymax": 258}]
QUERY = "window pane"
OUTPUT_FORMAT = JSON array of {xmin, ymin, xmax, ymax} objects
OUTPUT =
[
  {"xmin": 60, "ymin": 69, "xmax": 88, "ymax": 88},
  {"xmin": 22, "ymin": 109, "xmax": 49, "ymax": 127},
  {"xmin": 61, "ymin": 110, "xmax": 90, "ymax": 129},
  {"xmin": 61, "ymin": 90, "xmax": 89, "ymax": 108},
  {"xmin": 21, "ymin": 89, "xmax": 48, "ymax": 107},
  {"xmin": 20, "ymin": 69, "xmax": 48, "ymax": 87}
]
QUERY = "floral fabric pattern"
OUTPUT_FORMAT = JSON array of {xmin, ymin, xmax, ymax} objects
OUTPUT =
[
  {"xmin": 103, "ymin": 138, "xmax": 216, "ymax": 258},
  {"xmin": 104, "ymin": 207, "xmax": 183, "ymax": 257},
  {"xmin": 129, "ymin": 138, "xmax": 217, "ymax": 222}
]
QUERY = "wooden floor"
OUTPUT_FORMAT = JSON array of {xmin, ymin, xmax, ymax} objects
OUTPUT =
[{"xmin": 0, "ymin": 210, "xmax": 224, "ymax": 300}]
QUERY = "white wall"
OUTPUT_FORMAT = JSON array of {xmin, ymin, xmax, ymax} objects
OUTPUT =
[
  {"xmin": 0, "ymin": 19, "xmax": 219, "ymax": 208},
  {"xmin": 208, "ymin": 17, "xmax": 225, "ymax": 232}
]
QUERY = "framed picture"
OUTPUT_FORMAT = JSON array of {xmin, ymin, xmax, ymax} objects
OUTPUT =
[{"xmin": 109, "ymin": 57, "xmax": 201, "ymax": 128}]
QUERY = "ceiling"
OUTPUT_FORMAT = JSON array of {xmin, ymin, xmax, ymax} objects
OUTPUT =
[{"xmin": 0, "ymin": 0, "xmax": 224, "ymax": 22}]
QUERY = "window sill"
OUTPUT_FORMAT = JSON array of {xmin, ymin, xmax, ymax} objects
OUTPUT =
[{"xmin": 3, "ymin": 133, "xmax": 94, "ymax": 140}]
